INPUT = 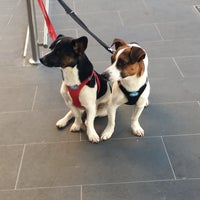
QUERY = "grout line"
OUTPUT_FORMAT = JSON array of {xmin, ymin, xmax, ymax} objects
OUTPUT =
[
  {"xmin": 0, "ymin": 110, "xmax": 32, "ymax": 115},
  {"xmin": 5, "ymin": 184, "xmax": 81, "ymax": 192},
  {"xmin": 161, "ymin": 136, "xmax": 177, "ymax": 180},
  {"xmin": 80, "ymin": 185, "xmax": 83, "ymax": 200},
  {"xmin": 31, "ymin": 86, "xmax": 38, "ymax": 111},
  {"xmin": 150, "ymin": 101, "xmax": 198, "ymax": 105},
  {"xmin": 15, "ymin": 145, "xmax": 26, "ymax": 190},
  {"xmin": 162, "ymin": 132, "xmax": 200, "ymax": 138},
  {"xmin": 7, "ymin": 15, "xmax": 13, "ymax": 26},
  {"xmin": 79, "ymin": 179, "xmax": 175, "ymax": 187},
  {"xmin": 117, "ymin": 10, "xmax": 124, "ymax": 27},
  {"xmin": 2, "ymin": 177, "xmax": 200, "ymax": 192},
  {"xmin": 172, "ymin": 57, "xmax": 185, "ymax": 78},
  {"xmin": 1, "ymin": 133, "xmax": 200, "ymax": 148},
  {"xmin": 154, "ymin": 23, "xmax": 164, "ymax": 41}
]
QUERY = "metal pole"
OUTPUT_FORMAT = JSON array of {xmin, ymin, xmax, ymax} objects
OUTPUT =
[
  {"xmin": 26, "ymin": 0, "xmax": 40, "ymax": 64},
  {"xmin": 43, "ymin": 0, "xmax": 49, "ymax": 48}
]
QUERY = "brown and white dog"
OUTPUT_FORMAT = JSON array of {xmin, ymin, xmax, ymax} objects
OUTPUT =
[
  {"xmin": 40, "ymin": 35, "xmax": 111, "ymax": 143},
  {"xmin": 101, "ymin": 38, "xmax": 150, "ymax": 140}
]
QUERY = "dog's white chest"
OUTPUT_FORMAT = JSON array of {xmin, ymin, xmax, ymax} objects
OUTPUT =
[{"xmin": 62, "ymin": 66, "xmax": 80, "ymax": 86}]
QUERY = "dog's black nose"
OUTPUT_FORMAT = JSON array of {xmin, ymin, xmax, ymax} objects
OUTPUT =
[
  {"xmin": 39, "ymin": 57, "xmax": 48, "ymax": 66},
  {"xmin": 101, "ymin": 72, "xmax": 110, "ymax": 81},
  {"xmin": 39, "ymin": 57, "xmax": 45, "ymax": 64}
]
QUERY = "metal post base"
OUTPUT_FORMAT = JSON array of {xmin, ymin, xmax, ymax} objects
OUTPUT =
[{"xmin": 29, "ymin": 58, "xmax": 41, "ymax": 65}]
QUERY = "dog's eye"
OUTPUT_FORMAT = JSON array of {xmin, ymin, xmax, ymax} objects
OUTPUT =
[{"xmin": 117, "ymin": 59, "xmax": 126, "ymax": 67}]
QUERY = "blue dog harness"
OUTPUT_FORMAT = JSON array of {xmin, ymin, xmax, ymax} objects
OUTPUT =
[{"xmin": 118, "ymin": 79, "xmax": 148, "ymax": 105}]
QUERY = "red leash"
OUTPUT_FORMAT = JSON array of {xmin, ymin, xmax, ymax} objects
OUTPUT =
[{"xmin": 37, "ymin": 0, "xmax": 57, "ymax": 41}]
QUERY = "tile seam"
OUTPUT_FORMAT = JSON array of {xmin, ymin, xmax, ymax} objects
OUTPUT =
[
  {"xmin": 1, "ymin": 177, "xmax": 200, "ymax": 192},
  {"xmin": 161, "ymin": 136, "xmax": 177, "ymax": 180},
  {"xmin": 172, "ymin": 57, "xmax": 185, "ymax": 78},
  {"xmin": 14, "ymin": 144, "xmax": 26, "ymax": 190},
  {"xmin": 31, "ymin": 85, "xmax": 38, "ymax": 111},
  {"xmin": 153, "ymin": 23, "xmax": 164, "ymax": 41},
  {"xmin": 1, "ymin": 133, "xmax": 200, "ymax": 147}
]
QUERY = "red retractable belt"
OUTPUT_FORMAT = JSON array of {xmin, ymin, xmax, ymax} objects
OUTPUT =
[
  {"xmin": 37, "ymin": 0, "xmax": 57, "ymax": 41},
  {"xmin": 66, "ymin": 71, "xmax": 100, "ymax": 108}
]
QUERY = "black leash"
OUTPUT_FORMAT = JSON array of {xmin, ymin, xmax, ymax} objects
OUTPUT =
[{"xmin": 57, "ymin": 0, "xmax": 114, "ymax": 54}]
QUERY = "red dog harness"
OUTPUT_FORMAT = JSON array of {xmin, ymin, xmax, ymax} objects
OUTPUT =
[{"xmin": 66, "ymin": 70, "xmax": 100, "ymax": 108}]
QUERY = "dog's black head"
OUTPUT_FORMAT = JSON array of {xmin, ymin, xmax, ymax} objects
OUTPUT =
[{"xmin": 40, "ymin": 35, "xmax": 88, "ymax": 68}]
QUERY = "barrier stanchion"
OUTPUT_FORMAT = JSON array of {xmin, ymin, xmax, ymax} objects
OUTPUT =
[{"xmin": 26, "ymin": 0, "xmax": 40, "ymax": 64}]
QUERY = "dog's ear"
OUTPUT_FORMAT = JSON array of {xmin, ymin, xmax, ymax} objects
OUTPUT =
[
  {"xmin": 49, "ymin": 34, "xmax": 64, "ymax": 50},
  {"xmin": 72, "ymin": 36, "xmax": 88, "ymax": 56},
  {"xmin": 111, "ymin": 38, "xmax": 127, "ymax": 50},
  {"xmin": 130, "ymin": 46, "xmax": 146, "ymax": 63}
]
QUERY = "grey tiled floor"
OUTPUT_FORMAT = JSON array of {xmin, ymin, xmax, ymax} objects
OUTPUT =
[{"xmin": 1, "ymin": 0, "xmax": 200, "ymax": 199}]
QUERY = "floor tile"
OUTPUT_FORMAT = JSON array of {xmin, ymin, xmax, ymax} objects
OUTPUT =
[
  {"xmin": 78, "ymin": 11, "xmax": 122, "ymax": 29},
  {"xmin": 149, "ymin": 58, "xmax": 182, "ymax": 78},
  {"xmin": 163, "ymin": 135, "xmax": 200, "ymax": 179},
  {"xmin": 0, "ymin": 66, "xmax": 61, "ymax": 87},
  {"xmin": 0, "ymin": 86, "xmax": 36, "ymax": 113},
  {"xmin": 143, "ymin": 0, "xmax": 197, "ymax": 23},
  {"xmin": 150, "ymin": 77, "xmax": 200, "ymax": 103},
  {"xmin": 101, "ymin": 102, "xmax": 200, "ymax": 138},
  {"xmin": 0, "ymin": 110, "xmax": 80, "ymax": 145},
  {"xmin": 144, "ymin": 39, "xmax": 200, "ymax": 58},
  {"xmin": 75, "ymin": 0, "xmax": 145, "ymax": 13},
  {"xmin": 175, "ymin": 56, "xmax": 200, "ymax": 78},
  {"xmin": 17, "ymin": 138, "xmax": 173, "ymax": 188},
  {"xmin": 83, "ymin": 179, "xmax": 200, "ymax": 200},
  {"xmin": 78, "ymin": 23, "xmax": 162, "ymax": 48},
  {"xmin": 0, "ymin": 187, "xmax": 80, "ymax": 200},
  {"xmin": 157, "ymin": 20, "xmax": 200, "ymax": 40},
  {"xmin": 33, "ymin": 83, "xmax": 66, "ymax": 111},
  {"xmin": 0, "ymin": 145, "xmax": 23, "ymax": 190}
]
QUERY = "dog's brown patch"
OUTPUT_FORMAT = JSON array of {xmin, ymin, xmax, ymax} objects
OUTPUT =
[
  {"xmin": 121, "ymin": 61, "xmax": 145, "ymax": 77},
  {"xmin": 115, "ymin": 47, "xmax": 145, "ymax": 77}
]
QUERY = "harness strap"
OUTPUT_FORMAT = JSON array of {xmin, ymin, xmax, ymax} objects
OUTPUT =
[
  {"xmin": 118, "ymin": 79, "xmax": 147, "ymax": 105},
  {"xmin": 66, "ymin": 70, "xmax": 100, "ymax": 108}
]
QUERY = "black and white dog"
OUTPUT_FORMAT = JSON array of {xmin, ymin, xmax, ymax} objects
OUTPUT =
[
  {"xmin": 101, "ymin": 39, "xmax": 150, "ymax": 140},
  {"xmin": 40, "ymin": 35, "xmax": 111, "ymax": 143}
]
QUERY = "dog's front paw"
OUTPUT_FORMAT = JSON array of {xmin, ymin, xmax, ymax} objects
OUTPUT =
[
  {"xmin": 101, "ymin": 129, "xmax": 113, "ymax": 141},
  {"xmin": 70, "ymin": 122, "xmax": 82, "ymax": 132},
  {"xmin": 88, "ymin": 133, "xmax": 100, "ymax": 143},
  {"xmin": 56, "ymin": 118, "xmax": 68, "ymax": 129},
  {"xmin": 131, "ymin": 122, "xmax": 144, "ymax": 137}
]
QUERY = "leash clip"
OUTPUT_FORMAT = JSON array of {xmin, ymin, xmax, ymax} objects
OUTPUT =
[{"xmin": 108, "ymin": 47, "xmax": 115, "ymax": 54}]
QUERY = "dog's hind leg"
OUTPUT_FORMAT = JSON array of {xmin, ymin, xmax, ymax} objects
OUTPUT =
[{"xmin": 56, "ymin": 110, "xmax": 74, "ymax": 129}]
